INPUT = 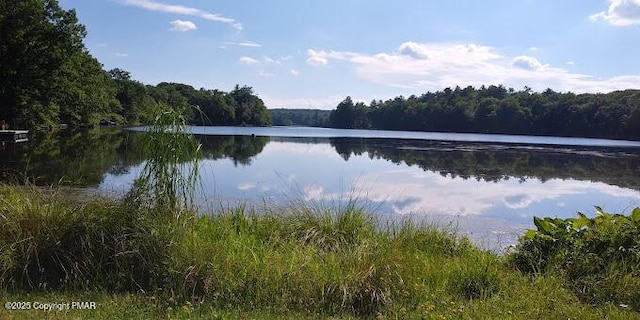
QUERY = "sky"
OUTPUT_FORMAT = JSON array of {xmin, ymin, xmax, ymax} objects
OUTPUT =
[{"xmin": 59, "ymin": 0, "xmax": 640, "ymax": 109}]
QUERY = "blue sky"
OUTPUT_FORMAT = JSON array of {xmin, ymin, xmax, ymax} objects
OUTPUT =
[{"xmin": 59, "ymin": 0, "xmax": 640, "ymax": 109}]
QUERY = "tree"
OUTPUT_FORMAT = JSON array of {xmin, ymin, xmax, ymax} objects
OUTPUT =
[
  {"xmin": 229, "ymin": 85, "xmax": 271, "ymax": 126},
  {"xmin": 330, "ymin": 97, "xmax": 356, "ymax": 129},
  {"xmin": 0, "ymin": 0, "xmax": 87, "ymax": 128}
]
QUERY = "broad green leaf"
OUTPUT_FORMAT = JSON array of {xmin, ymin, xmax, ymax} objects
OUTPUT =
[
  {"xmin": 534, "ymin": 217, "xmax": 554, "ymax": 234},
  {"xmin": 572, "ymin": 216, "xmax": 590, "ymax": 229},
  {"xmin": 632, "ymin": 207, "xmax": 640, "ymax": 223},
  {"xmin": 594, "ymin": 206, "xmax": 605, "ymax": 216},
  {"xmin": 524, "ymin": 229, "xmax": 537, "ymax": 239}
]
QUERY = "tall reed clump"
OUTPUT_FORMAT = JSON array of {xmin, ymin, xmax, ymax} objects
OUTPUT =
[
  {"xmin": 135, "ymin": 102, "xmax": 202, "ymax": 213},
  {"xmin": 509, "ymin": 207, "xmax": 640, "ymax": 311}
]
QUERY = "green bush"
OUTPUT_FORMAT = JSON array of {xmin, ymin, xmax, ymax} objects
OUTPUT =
[{"xmin": 509, "ymin": 207, "xmax": 640, "ymax": 310}]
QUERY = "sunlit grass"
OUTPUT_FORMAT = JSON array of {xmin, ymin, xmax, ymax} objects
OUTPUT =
[{"xmin": 1, "ymin": 186, "xmax": 638, "ymax": 318}]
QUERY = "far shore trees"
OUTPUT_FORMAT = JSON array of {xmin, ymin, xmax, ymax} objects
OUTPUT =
[{"xmin": 329, "ymin": 86, "xmax": 640, "ymax": 140}]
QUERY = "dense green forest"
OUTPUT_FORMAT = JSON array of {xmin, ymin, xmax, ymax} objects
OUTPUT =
[
  {"xmin": 0, "ymin": 0, "xmax": 270, "ymax": 129},
  {"xmin": 329, "ymin": 87, "xmax": 640, "ymax": 140},
  {"xmin": 270, "ymin": 108, "xmax": 331, "ymax": 127}
]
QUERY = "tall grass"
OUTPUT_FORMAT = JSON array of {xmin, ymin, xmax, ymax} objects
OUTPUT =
[
  {"xmin": 1, "ymin": 185, "xmax": 639, "ymax": 318},
  {"xmin": 135, "ymin": 102, "xmax": 202, "ymax": 212},
  {"xmin": 0, "ymin": 184, "xmax": 183, "ymax": 291}
]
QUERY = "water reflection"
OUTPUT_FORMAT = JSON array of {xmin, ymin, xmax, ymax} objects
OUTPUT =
[{"xmin": 2, "ymin": 128, "xmax": 639, "ymax": 249}]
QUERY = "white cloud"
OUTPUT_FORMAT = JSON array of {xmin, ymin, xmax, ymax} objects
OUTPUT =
[
  {"xmin": 115, "ymin": 52, "xmax": 129, "ymax": 57},
  {"xmin": 169, "ymin": 19, "xmax": 197, "ymax": 31},
  {"xmin": 120, "ymin": 0, "xmax": 242, "ymax": 30},
  {"xmin": 566, "ymin": 61, "xmax": 575, "ymax": 65},
  {"xmin": 306, "ymin": 49, "xmax": 329, "ymax": 66},
  {"xmin": 398, "ymin": 41, "xmax": 430, "ymax": 59},
  {"xmin": 290, "ymin": 69, "xmax": 300, "ymax": 76},
  {"xmin": 305, "ymin": 41, "xmax": 640, "ymax": 93},
  {"xmin": 237, "ymin": 41, "xmax": 262, "ymax": 47},
  {"xmin": 224, "ymin": 41, "xmax": 263, "ymax": 48},
  {"xmin": 511, "ymin": 55, "xmax": 547, "ymax": 71},
  {"xmin": 239, "ymin": 56, "xmax": 260, "ymax": 65},
  {"xmin": 590, "ymin": 0, "xmax": 640, "ymax": 26},
  {"xmin": 238, "ymin": 55, "xmax": 290, "ymax": 66}
]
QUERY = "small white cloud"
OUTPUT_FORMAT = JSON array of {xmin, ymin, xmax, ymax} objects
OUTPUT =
[
  {"xmin": 115, "ymin": 52, "xmax": 128, "ymax": 57},
  {"xmin": 590, "ymin": 0, "xmax": 640, "ymax": 26},
  {"xmin": 95, "ymin": 43, "xmax": 108, "ymax": 47},
  {"xmin": 239, "ymin": 56, "xmax": 260, "ymax": 64},
  {"xmin": 290, "ymin": 69, "xmax": 300, "ymax": 76},
  {"xmin": 306, "ymin": 49, "xmax": 329, "ymax": 66},
  {"xmin": 398, "ymin": 41, "xmax": 429, "ymax": 59},
  {"xmin": 511, "ymin": 56, "xmax": 547, "ymax": 71},
  {"xmin": 169, "ymin": 19, "xmax": 197, "ymax": 31},
  {"xmin": 237, "ymin": 41, "xmax": 262, "ymax": 47},
  {"xmin": 566, "ymin": 61, "xmax": 575, "ymax": 65},
  {"xmin": 223, "ymin": 41, "xmax": 262, "ymax": 48},
  {"xmin": 529, "ymin": 46, "xmax": 540, "ymax": 51}
]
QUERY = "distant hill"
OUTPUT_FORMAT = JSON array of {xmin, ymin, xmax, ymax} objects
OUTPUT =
[{"xmin": 269, "ymin": 108, "xmax": 331, "ymax": 127}]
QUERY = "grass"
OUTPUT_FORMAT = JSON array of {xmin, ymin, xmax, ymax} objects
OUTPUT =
[{"xmin": 1, "ymin": 184, "xmax": 639, "ymax": 319}]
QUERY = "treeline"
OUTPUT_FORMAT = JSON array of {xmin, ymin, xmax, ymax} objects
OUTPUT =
[
  {"xmin": 270, "ymin": 109, "xmax": 330, "ymax": 127},
  {"xmin": 329, "ymin": 86, "xmax": 640, "ymax": 140},
  {"xmin": 0, "ymin": 0, "xmax": 270, "ymax": 129}
]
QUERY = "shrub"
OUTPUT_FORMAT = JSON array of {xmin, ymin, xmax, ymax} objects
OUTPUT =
[{"xmin": 509, "ymin": 207, "xmax": 640, "ymax": 310}]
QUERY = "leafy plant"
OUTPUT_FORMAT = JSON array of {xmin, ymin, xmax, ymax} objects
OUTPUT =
[{"xmin": 509, "ymin": 207, "xmax": 640, "ymax": 310}]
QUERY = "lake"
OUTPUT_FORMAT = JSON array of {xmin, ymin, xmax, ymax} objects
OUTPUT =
[{"xmin": 2, "ymin": 126, "xmax": 640, "ymax": 250}]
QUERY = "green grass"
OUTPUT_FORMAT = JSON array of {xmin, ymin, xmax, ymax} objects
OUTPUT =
[{"xmin": 1, "ymin": 184, "xmax": 639, "ymax": 319}]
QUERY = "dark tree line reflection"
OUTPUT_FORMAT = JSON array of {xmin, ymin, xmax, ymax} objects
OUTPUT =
[
  {"xmin": 329, "ymin": 138, "xmax": 640, "ymax": 191},
  {"xmin": 2, "ymin": 129, "xmax": 639, "ymax": 191},
  {"xmin": 0, "ymin": 130, "xmax": 269, "ymax": 187}
]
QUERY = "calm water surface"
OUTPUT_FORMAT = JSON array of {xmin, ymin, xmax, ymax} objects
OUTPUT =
[{"xmin": 3, "ymin": 126, "xmax": 640, "ymax": 249}]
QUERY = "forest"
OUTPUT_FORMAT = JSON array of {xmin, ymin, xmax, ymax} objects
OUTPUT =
[
  {"xmin": 270, "ymin": 108, "xmax": 331, "ymax": 127},
  {"xmin": 329, "ymin": 87, "xmax": 640, "ymax": 140},
  {"xmin": 0, "ymin": 0, "xmax": 270, "ymax": 129}
]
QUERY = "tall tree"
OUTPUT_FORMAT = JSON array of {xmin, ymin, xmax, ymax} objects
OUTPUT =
[{"xmin": 0, "ymin": 0, "xmax": 87, "ymax": 128}]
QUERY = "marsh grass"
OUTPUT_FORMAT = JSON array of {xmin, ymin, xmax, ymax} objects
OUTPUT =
[
  {"xmin": 1, "ymin": 187, "xmax": 639, "ymax": 318},
  {"xmin": 0, "ymin": 184, "xmax": 187, "ymax": 292}
]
